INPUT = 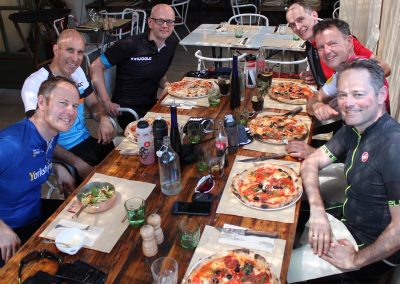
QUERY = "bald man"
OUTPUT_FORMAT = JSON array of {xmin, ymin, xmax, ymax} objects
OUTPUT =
[
  {"xmin": 21, "ymin": 29, "xmax": 115, "ymax": 194},
  {"xmin": 91, "ymin": 4, "xmax": 178, "ymax": 130}
]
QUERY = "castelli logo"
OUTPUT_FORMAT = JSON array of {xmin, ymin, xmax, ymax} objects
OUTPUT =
[{"xmin": 361, "ymin": 152, "xmax": 369, "ymax": 162}]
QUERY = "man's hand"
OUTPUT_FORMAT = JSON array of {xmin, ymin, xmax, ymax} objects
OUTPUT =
[
  {"xmin": 53, "ymin": 163, "xmax": 76, "ymax": 197},
  {"xmin": 312, "ymin": 102, "xmax": 339, "ymax": 121},
  {"xmin": 98, "ymin": 116, "xmax": 116, "ymax": 144},
  {"xmin": 309, "ymin": 207, "xmax": 332, "ymax": 256},
  {"xmin": 286, "ymin": 141, "xmax": 316, "ymax": 160},
  {"xmin": 321, "ymin": 239, "xmax": 359, "ymax": 270},
  {"xmin": 103, "ymin": 101, "xmax": 121, "ymax": 117},
  {"xmin": 0, "ymin": 221, "xmax": 21, "ymax": 262},
  {"xmin": 300, "ymin": 70, "xmax": 316, "ymax": 85}
]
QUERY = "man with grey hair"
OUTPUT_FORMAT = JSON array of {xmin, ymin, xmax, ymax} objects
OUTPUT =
[
  {"xmin": 91, "ymin": 4, "xmax": 178, "ymax": 130},
  {"xmin": 288, "ymin": 59, "xmax": 399, "ymax": 282}
]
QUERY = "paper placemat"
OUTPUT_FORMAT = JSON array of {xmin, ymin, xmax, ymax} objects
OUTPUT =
[
  {"xmin": 183, "ymin": 225, "xmax": 286, "ymax": 280},
  {"xmin": 243, "ymin": 111, "xmax": 312, "ymax": 154},
  {"xmin": 40, "ymin": 173, "xmax": 156, "ymax": 253},
  {"xmin": 216, "ymin": 156, "xmax": 301, "ymax": 223}
]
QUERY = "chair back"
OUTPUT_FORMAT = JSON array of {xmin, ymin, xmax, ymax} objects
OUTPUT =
[
  {"xmin": 228, "ymin": 13, "xmax": 269, "ymax": 26},
  {"xmin": 53, "ymin": 14, "xmax": 79, "ymax": 35},
  {"xmin": 332, "ymin": 6, "xmax": 340, "ymax": 18},
  {"xmin": 171, "ymin": 0, "xmax": 191, "ymax": 27},
  {"xmin": 230, "ymin": 0, "xmax": 259, "ymax": 19},
  {"xmin": 195, "ymin": 50, "xmax": 247, "ymax": 71}
]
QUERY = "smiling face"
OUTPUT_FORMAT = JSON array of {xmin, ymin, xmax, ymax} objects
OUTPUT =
[
  {"xmin": 337, "ymin": 69, "xmax": 386, "ymax": 133},
  {"xmin": 286, "ymin": 4, "xmax": 319, "ymax": 41},
  {"xmin": 148, "ymin": 4, "xmax": 175, "ymax": 43},
  {"xmin": 39, "ymin": 81, "xmax": 79, "ymax": 135},
  {"xmin": 315, "ymin": 26, "xmax": 353, "ymax": 71},
  {"xmin": 52, "ymin": 30, "xmax": 85, "ymax": 76}
]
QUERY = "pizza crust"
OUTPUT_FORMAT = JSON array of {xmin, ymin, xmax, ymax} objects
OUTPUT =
[
  {"xmin": 248, "ymin": 115, "xmax": 308, "ymax": 144},
  {"xmin": 167, "ymin": 79, "xmax": 218, "ymax": 99},
  {"xmin": 231, "ymin": 163, "xmax": 302, "ymax": 210},
  {"xmin": 186, "ymin": 248, "xmax": 280, "ymax": 284},
  {"xmin": 269, "ymin": 82, "xmax": 315, "ymax": 105}
]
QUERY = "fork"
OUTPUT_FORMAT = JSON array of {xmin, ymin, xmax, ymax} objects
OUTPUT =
[
  {"xmin": 42, "ymin": 239, "xmax": 71, "ymax": 247},
  {"xmin": 55, "ymin": 224, "xmax": 92, "ymax": 231}
]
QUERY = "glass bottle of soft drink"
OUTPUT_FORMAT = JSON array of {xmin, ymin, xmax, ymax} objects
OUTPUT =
[
  {"xmin": 257, "ymin": 46, "xmax": 266, "ymax": 75},
  {"xmin": 215, "ymin": 120, "xmax": 228, "ymax": 167}
]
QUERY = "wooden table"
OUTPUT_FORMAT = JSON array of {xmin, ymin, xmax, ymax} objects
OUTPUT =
[{"xmin": 0, "ymin": 88, "xmax": 307, "ymax": 283}]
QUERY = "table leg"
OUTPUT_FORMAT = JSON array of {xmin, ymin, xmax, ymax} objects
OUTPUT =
[{"xmin": 12, "ymin": 21, "xmax": 33, "ymax": 58}]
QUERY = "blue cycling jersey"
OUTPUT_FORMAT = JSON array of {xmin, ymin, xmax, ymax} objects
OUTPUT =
[{"xmin": 0, "ymin": 119, "xmax": 58, "ymax": 228}]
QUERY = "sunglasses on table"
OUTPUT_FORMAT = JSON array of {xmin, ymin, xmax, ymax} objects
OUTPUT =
[
  {"xmin": 18, "ymin": 250, "xmax": 62, "ymax": 284},
  {"xmin": 150, "ymin": 17, "xmax": 175, "ymax": 26}
]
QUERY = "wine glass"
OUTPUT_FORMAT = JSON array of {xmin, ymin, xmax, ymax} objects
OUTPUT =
[{"xmin": 88, "ymin": 9, "xmax": 99, "ymax": 23}]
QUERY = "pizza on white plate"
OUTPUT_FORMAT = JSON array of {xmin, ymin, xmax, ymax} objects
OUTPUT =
[
  {"xmin": 269, "ymin": 82, "xmax": 315, "ymax": 105},
  {"xmin": 167, "ymin": 79, "xmax": 217, "ymax": 98}
]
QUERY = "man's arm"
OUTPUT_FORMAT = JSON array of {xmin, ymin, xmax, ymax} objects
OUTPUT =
[
  {"xmin": 322, "ymin": 205, "xmax": 400, "ymax": 269},
  {"xmin": 84, "ymin": 92, "xmax": 115, "ymax": 144},
  {"xmin": 306, "ymin": 88, "xmax": 339, "ymax": 121},
  {"xmin": 53, "ymin": 145, "xmax": 93, "ymax": 181},
  {"xmin": 370, "ymin": 54, "xmax": 391, "ymax": 77},
  {"xmin": 158, "ymin": 75, "xmax": 170, "ymax": 98},
  {"xmin": 0, "ymin": 219, "xmax": 20, "ymax": 262},
  {"xmin": 90, "ymin": 57, "xmax": 120, "ymax": 117},
  {"xmin": 301, "ymin": 146, "xmax": 335, "ymax": 256}
]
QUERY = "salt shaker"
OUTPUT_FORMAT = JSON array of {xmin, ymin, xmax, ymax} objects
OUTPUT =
[
  {"xmin": 140, "ymin": 225, "xmax": 158, "ymax": 257},
  {"xmin": 147, "ymin": 213, "xmax": 164, "ymax": 245}
]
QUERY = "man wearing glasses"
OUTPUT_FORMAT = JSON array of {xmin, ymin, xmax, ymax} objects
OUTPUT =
[{"xmin": 91, "ymin": 4, "xmax": 178, "ymax": 130}]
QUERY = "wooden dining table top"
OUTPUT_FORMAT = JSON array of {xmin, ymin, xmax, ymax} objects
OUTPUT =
[{"xmin": 0, "ymin": 84, "xmax": 312, "ymax": 283}]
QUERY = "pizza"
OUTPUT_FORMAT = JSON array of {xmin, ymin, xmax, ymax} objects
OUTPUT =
[
  {"xmin": 231, "ymin": 163, "xmax": 302, "ymax": 209},
  {"xmin": 124, "ymin": 118, "xmax": 171, "ymax": 143},
  {"xmin": 269, "ymin": 82, "xmax": 315, "ymax": 105},
  {"xmin": 186, "ymin": 248, "xmax": 280, "ymax": 284},
  {"xmin": 167, "ymin": 79, "xmax": 217, "ymax": 98},
  {"xmin": 248, "ymin": 115, "xmax": 308, "ymax": 144}
]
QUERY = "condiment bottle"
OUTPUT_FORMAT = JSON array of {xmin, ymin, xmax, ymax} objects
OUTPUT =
[
  {"xmin": 245, "ymin": 54, "xmax": 257, "ymax": 88},
  {"xmin": 147, "ymin": 213, "xmax": 164, "ymax": 245},
  {"xmin": 153, "ymin": 116, "xmax": 168, "ymax": 155},
  {"xmin": 140, "ymin": 225, "xmax": 158, "ymax": 257},
  {"xmin": 136, "ymin": 119, "xmax": 155, "ymax": 165},
  {"xmin": 157, "ymin": 136, "xmax": 182, "ymax": 196},
  {"xmin": 224, "ymin": 114, "xmax": 238, "ymax": 153},
  {"xmin": 230, "ymin": 55, "xmax": 241, "ymax": 110}
]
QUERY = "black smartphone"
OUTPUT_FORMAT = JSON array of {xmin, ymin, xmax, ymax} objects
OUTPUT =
[{"xmin": 171, "ymin": 201, "xmax": 212, "ymax": 216}]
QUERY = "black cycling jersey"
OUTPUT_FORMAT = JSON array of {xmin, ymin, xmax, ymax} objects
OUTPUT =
[{"xmin": 323, "ymin": 113, "xmax": 400, "ymax": 264}]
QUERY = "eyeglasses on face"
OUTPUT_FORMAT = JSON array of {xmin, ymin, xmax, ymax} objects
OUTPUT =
[
  {"xmin": 150, "ymin": 17, "xmax": 175, "ymax": 26},
  {"xmin": 18, "ymin": 250, "xmax": 63, "ymax": 284}
]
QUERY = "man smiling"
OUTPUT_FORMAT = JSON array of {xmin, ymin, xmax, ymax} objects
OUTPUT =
[
  {"xmin": 91, "ymin": 4, "xmax": 178, "ymax": 130},
  {"xmin": 288, "ymin": 59, "xmax": 400, "ymax": 282}
]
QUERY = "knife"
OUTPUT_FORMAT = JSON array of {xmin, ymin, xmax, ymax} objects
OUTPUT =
[
  {"xmin": 241, "ymin": 37, "xmax": 248, "ymax": 45},
  {"xmin": 283, "ymin": 106, "xmax": 303, "ymax": 117},
  {"xmin": 218, "ymin": 227, "xmax": 278, "ymax": 238},
  {"xmin": 238, "ymin": 153, "xmax": 286, "ymax": 162}
]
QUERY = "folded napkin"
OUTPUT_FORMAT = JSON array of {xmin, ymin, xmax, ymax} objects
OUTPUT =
[
  {"xmin": 45, "ymin": 219, "xmax": 103, "ymax": 247},
  {"xmin": 218, "ymin": 224, "xmax": 275, "ymax": 253},
  {"xmin": 161, "ymin": 97, "xmax": 196, "ymax": 109}
]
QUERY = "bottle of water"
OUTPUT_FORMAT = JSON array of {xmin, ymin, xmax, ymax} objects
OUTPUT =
[{"xmin": 157, "ymin": 136, "xmax": 182, "ymax": 196}]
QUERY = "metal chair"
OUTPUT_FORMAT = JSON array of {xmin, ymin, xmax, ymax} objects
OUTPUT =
[
  {"xmin": 332, "ymin": 7, "xmax": 340, "ymax": 18},
  {"xmin": 171, "ymin": 0, "xmax": 191, "ymax": 51},
  {"xmin": 228, "ymin": 13, "xmax": 269, "ymax": 26},
  {"xmin": 230, "ymin": 0, "xmax": 260, "ymax": 23},
  {"xmin": 265, "ymin": 56, "xmax": 308, "ymax": 77},
  {"xmin": 195, "ymin": 50, "xmax": 247, "ymax": 70},
  {"xmin": 99, "ymin": 8, "xmax": 140, "ymax": 40}
]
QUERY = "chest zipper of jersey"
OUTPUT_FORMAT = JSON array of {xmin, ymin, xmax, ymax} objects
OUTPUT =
[{"xmin": 341, "ymin": 128, "xmax": 361, "ymax": 222}]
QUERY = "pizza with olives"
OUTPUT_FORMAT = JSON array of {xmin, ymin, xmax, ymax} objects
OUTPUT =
[
  {"xmin": 231, "ymin": 163, "xmax": 302, "ymax": 209},
  {"xmin": 269, "ymin": 82, "xmax": 315, "ymax": 105},
  {"xmin": 186, "ymin": 248, "xmax": 280, "ymax": 284},
  {"xmin": 248, "ymin": 115, "xmax": 308, "ymax": 144},
  {"xmin": 167, "ymin": 79, "xmax": 217, "ymax": 98}
]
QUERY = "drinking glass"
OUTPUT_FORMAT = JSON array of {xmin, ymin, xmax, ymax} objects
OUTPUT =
[
  {"xmin": 207, "ymin": 88, "xmax": 221, "ymax": 107},
  {"xmin": 218, "ymin": 75, "xmax": 230, "ymax": 96},
  {"xmin": 234, "ymin": 24, "xmax": 243, "ymax": 38},
  {"xmin": 278, "ymin": 24, "xmax": 286, "ymax": 35},
  {"xmin": 178, "ymin": 218, "xmax": 200, "ymax": 250},
  {"xmin": 208, "ymin": 155, "xmax": 224, "ymax": 179},
  {"xmin": 251, "ymin": 95, "xmax": 264, "ymax": 113},
  {"xmin": 186, "ymin": 122, "xmax": 204, "ymax": 144},
  {"xmin": 151, "ymin": 257, "xmax": 178, "ymax": 284},
  {"xmin": 194, "ymin": 147, "xmax": 208, "ymax": 172},
  {"xmin": 124, "ymin": 198, "xmax": 145, "ymax": 227}
]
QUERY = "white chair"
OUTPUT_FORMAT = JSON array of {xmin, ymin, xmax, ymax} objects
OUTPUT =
[
  {"xmin": 132, "ymin": 9, "xmax": 147, "ymax": 34},
  {"xmin": 195, "ymin": 50, "xmax": 247, "ymax": 70},
  {"xmin": 231, "ymin": 0, "xmax": 259, "ymax": 21},
  {"xmin": 332, "ymin": 6, "xmax": 340, "ymax": 18},
  {"xmin": 171, "ymin": 0, "xmax": 191, "ymax": 51},
  {"xmin": 265, "ymin": 56, "xmax": 308, "ymax": 77},
  {"xmin": 53, "ymin": 14, "xmax": 101, "ymax": 74},
  {"xmin": 228, "ymin": 13, "xmax": 269, "ymax": 26}
]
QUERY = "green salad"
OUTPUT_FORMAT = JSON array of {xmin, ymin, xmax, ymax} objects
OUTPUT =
[{"xmin": 81, "ymin": 185, "xmax": 114, "ymax": 205}]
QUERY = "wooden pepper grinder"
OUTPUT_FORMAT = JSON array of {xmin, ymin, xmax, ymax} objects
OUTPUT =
[
  {"xmin": 140, "ymin": 225, "xmax": 158, "ymax": 257},
  {"xmin": 147, "ymin": 213, "xmax": 164, "ymax": 245}
]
